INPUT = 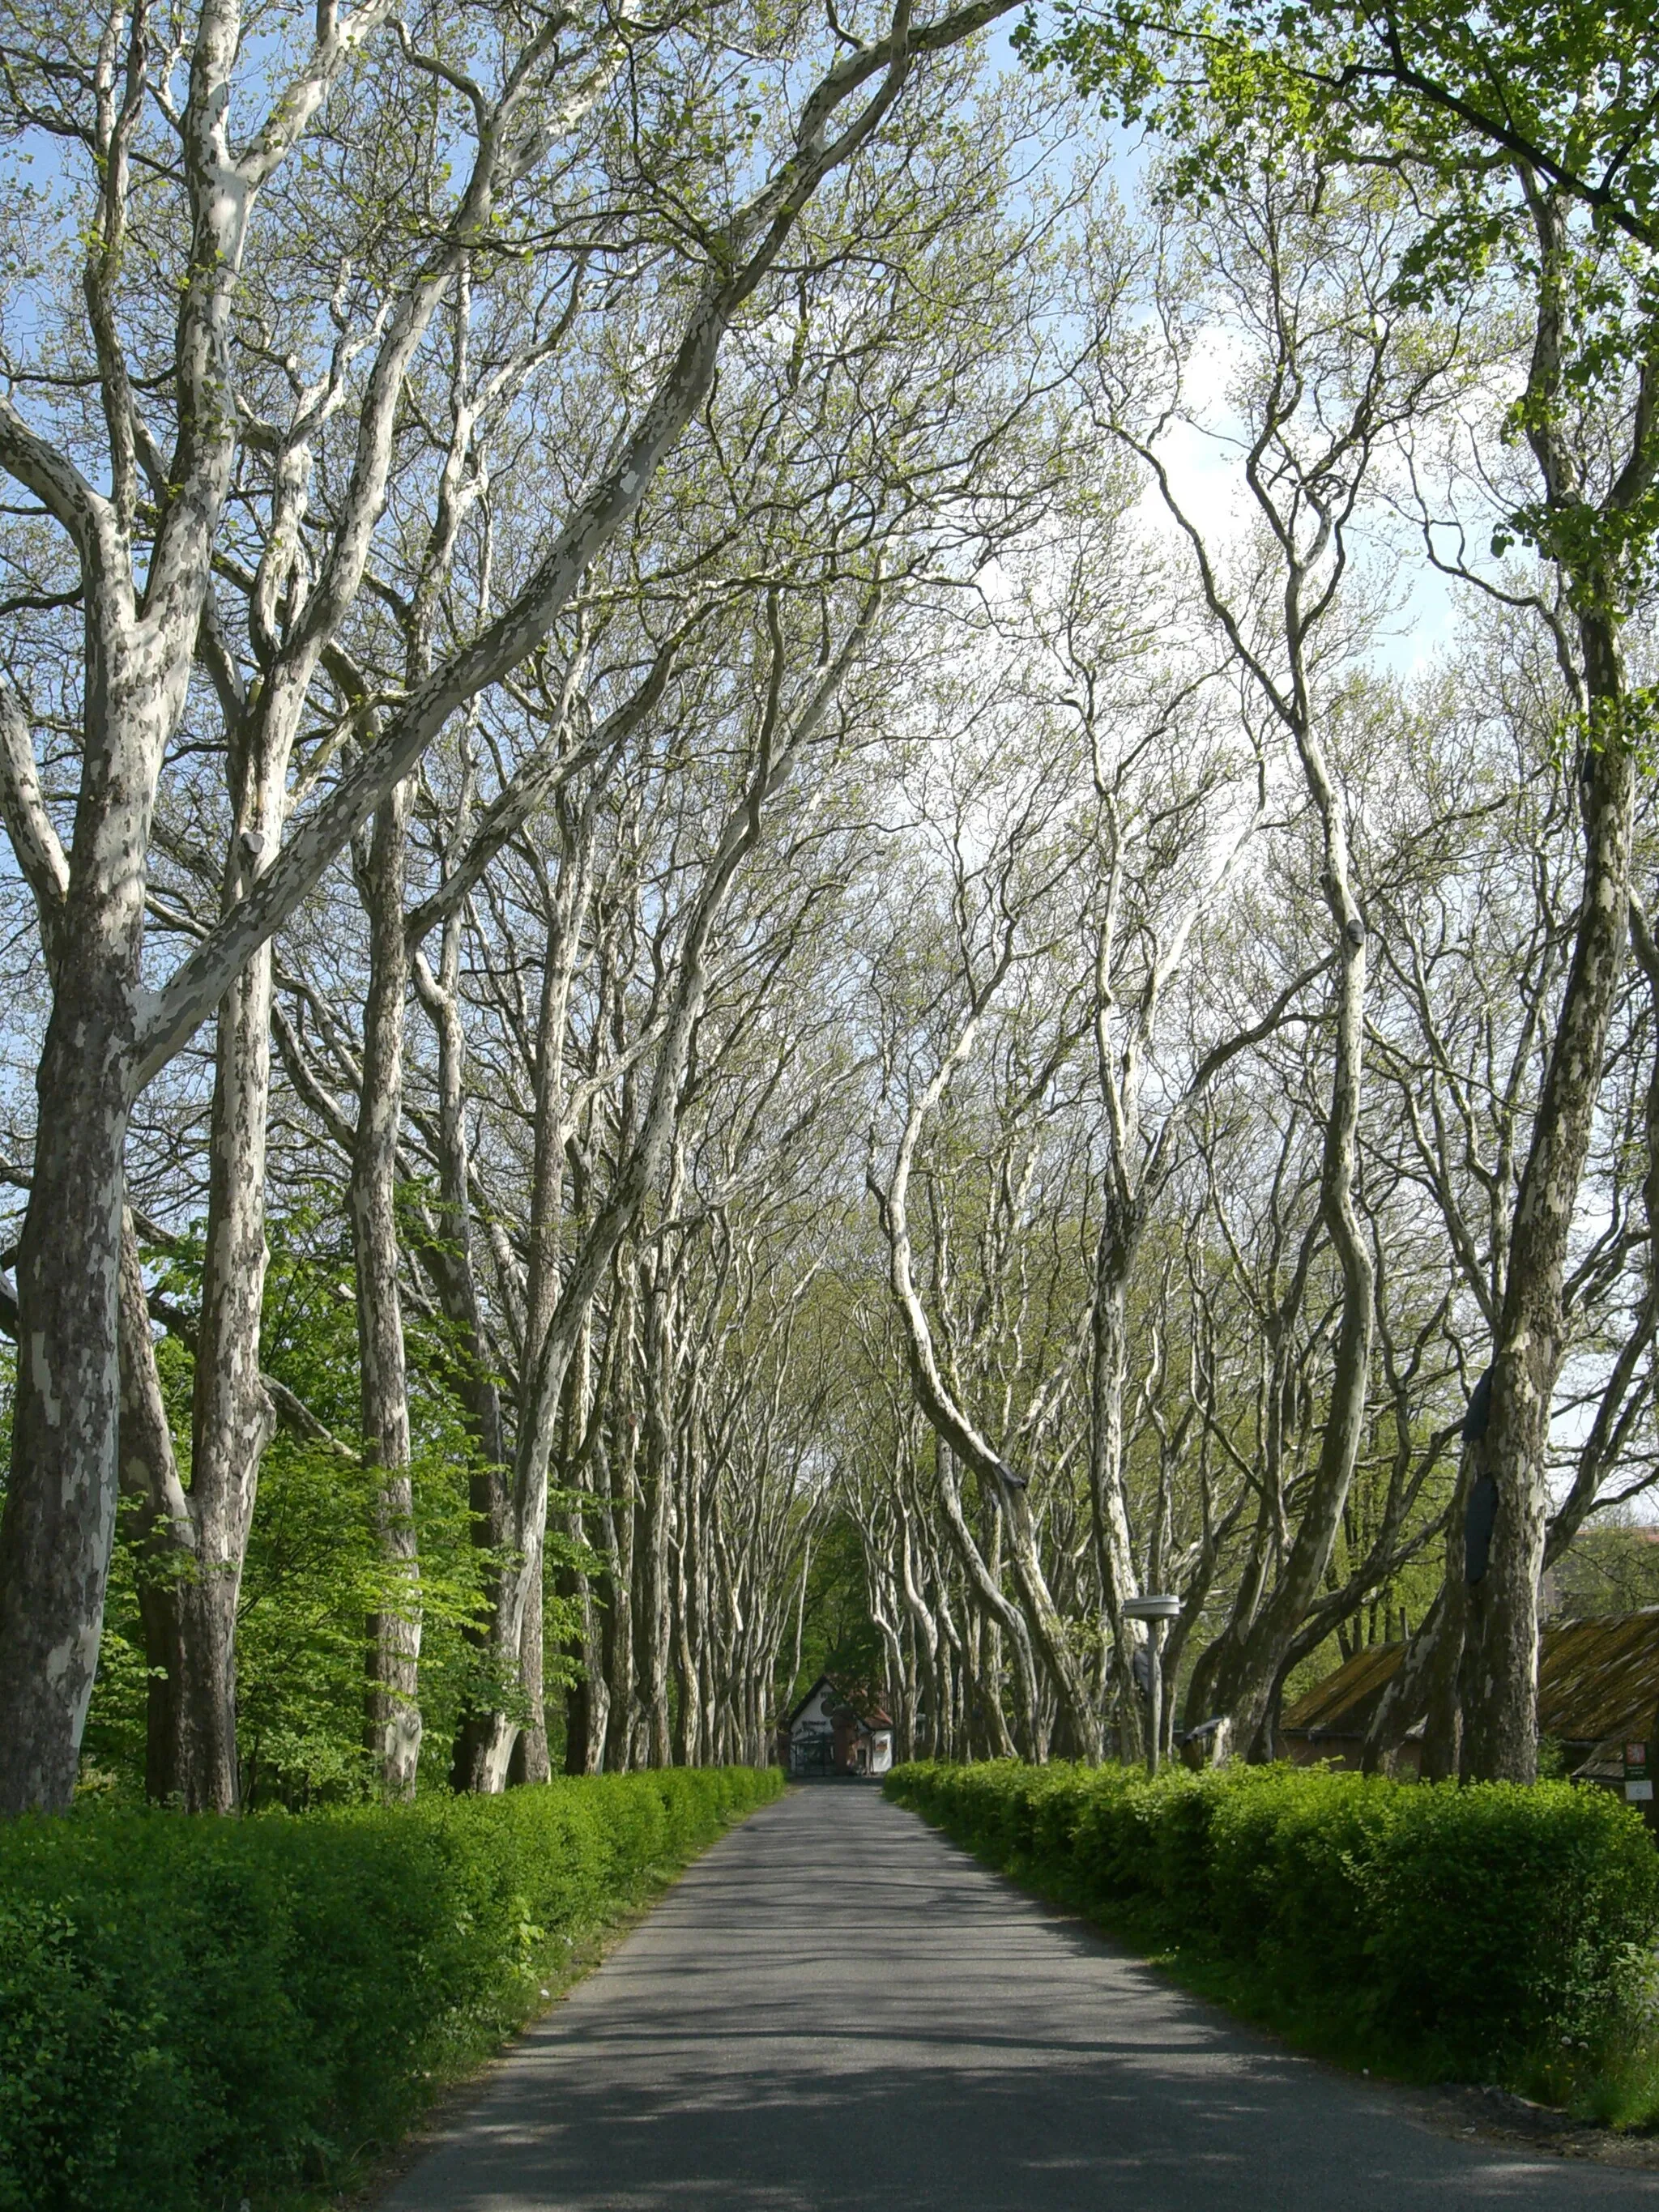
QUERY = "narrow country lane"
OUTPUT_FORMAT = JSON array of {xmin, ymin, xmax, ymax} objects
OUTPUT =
[{"xmin": 380, "ymin": 1785, "xmax": 1659, "ymax": 2210}]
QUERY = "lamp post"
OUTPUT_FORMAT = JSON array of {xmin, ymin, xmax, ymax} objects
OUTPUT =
[{"xmin": 1122, "ymin": 1594, "xmax": 1181, "ymax": 1775}]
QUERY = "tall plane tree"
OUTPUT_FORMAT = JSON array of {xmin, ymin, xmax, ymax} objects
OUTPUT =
[{"xmin": 0, "ymin": 0, "xmax": 1016, "ymax": 1813}]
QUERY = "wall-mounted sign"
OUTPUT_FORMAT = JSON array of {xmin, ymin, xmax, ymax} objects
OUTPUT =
[{"xmin": 1624, "ymin": 1741, "xmax": 1652, "ymax": 1803}]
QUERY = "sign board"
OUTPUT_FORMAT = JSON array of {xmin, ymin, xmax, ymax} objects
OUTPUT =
[{"xmin": 1625, "ymin": 1742, "xmax": 1653, "ymax": 1803}]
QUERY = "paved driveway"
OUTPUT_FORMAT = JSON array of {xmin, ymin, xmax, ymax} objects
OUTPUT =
[{"xmin": 382, "ymin": 1783, "xmax": 1659, "ymax": 2210}]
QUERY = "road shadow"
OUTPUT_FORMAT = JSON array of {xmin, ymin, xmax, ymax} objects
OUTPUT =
[{"xmin": 380, "ymin": 1786, "xmax": 1659, "ymax": 2212}]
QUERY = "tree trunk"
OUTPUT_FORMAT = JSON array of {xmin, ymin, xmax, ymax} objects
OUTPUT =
[
  {"xmin": 354, "ymin": 782, "xmax": 422, "ymax": 1797},
  {"xmin": 1462, "ymin": 706, "xmax": 1634, "ymax": 1779},
  {"xmin": 643, "ymin": 1307, "xmax": 675, "ymax": 1767},
  {"xmin": 452, "ymin": 805, "xmax": 594, "ymax": 1790},
  {"xmin": 1460, "ymin": 173, "xmax": 1649, "ymax": 1776},
  {"xmin": 164, "ymin": 919, "xmax": 282, "ymax": 1809},
  {"xmin": 113, "ymin": 1216, "xmax": 204, "ymax": 1807},
  {"xmin": 562, "ymin": 1644, "xmax": 591, "ymax": 1777},
  {"xmin": 1090, "ymin": 1221, "xmax": 1145, "ymax": 1759},
  {"xmin": 508, "ymin": 1557, "xmax": 552, "ymax": 1783},
  {"xmin": 0, "ymin": 852, "xmax": 144, "ymax": 1810},
  {"xmin": 602, "ymin": 1328, "xmax": 640, "ymax": 1774},
  {"xmin": 1219, "ymin": 746, "xmax": 1374, "ymax": 1757}
]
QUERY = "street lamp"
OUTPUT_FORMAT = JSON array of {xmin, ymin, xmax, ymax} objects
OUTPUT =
[{"xmin": 1122, "ymin": 1593, "xmax": 1181, "ymax": 1775}]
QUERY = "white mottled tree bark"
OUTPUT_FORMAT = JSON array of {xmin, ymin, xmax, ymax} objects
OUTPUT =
[{"xmin": 0, "ymin": 0, "xmax": 1006, "ymax": 1809}]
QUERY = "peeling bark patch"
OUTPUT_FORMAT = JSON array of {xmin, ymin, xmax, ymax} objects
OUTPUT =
[{"xmin": 29, "ymin": 1334, "xmax": 60, "ymax": 1430}]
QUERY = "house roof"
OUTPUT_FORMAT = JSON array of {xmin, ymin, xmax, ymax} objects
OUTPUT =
[
  {"xmin": 833, "ymin": 1690, "xmax": 893, "ymax": 1730},
  {"xmin": 1281, "ymin": 1641, "xmax": 1405, "ymax": 1737},
  {"xmin": 783, "ymin": 1673, "xmax": 892, "ymax": 1732},
  {"xmin": 1538, "ymin": 1610, "xmax": 1659, "ymax": 1742},
  {"xmin": 1282, "ymin": 1608, "xmax": 1659, "ymax": 1746},
  {"xmin": 784, "ymin": 1673, "xmax": 836, "ymax": 1728}
]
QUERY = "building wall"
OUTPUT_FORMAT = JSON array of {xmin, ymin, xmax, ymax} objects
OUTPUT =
[
  {"xmin": 787, "ymin": 1681, "xmax": 893, "ymax": 1775},
  {"xmin": 788, "ymin": 1681, "xmax": 837, "ymax": 1774}
]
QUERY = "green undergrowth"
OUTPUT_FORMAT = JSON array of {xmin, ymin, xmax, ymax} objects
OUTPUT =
[
  {"xmin": 0, "ymin": 1764, "xmax": 783, "ymax": 2212},
  {"xmin": 885, "ymin": 1758, "xmax": 1659, "ymax": 2126}
]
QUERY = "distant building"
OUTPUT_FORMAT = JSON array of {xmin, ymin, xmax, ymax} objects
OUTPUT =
[
  {"xmin": 779, "ymin": 1674, "xmax": 893, "ymax": 1778},
  {"xmin": 1279, "ymin": 1643, "xmax": 1414, "ymax": 1771},
  {"xmin": 1280, "ymin": 1608, "xmax": 1659, "ymax": 1820}
]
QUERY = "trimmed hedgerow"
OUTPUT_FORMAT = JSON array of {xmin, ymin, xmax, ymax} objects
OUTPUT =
[
  {"xmin": 0, "ymin": 1765, "xmax": 782, "ymax": 2212},
  {"xmin": 885, "ymin": 1759, "xmax": 1659, "ymax": 2083}
]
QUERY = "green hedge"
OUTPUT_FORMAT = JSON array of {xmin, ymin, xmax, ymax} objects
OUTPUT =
[
  {"xmin": 0, "ymin": 1765, "xmax": 782, "ymax": 2212},
  {"xmin": 885, "ymin": 1759, "xmax": 1659, "ymax": 2083}
]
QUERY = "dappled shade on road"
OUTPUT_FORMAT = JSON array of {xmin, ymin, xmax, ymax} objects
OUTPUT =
[{"xmin": 381, "ymin": 1786, "xmax": 1659, "ymax": 2211}]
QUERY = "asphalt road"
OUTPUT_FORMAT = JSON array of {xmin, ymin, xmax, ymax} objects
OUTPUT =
[{"xmin": 381, "ymin": 1782, "xmax": 1659, "ymax": 2210}]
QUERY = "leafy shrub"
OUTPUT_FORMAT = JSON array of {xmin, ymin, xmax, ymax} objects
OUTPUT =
[
  {"xmin": 885, "ymin": 1759, "xmax": 1659, "ymax": 2082},
  {"xmin": 0, "ymin": 1765, "xmax": 782, "ymax": 2211}
]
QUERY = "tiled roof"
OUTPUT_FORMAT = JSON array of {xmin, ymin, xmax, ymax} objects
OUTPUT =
[
  {"xmin": 1282, "ymin": 1608, "xmax": 1659, "ymax": 1744},
  {"xmin": 1281, "ymin": 1641, "xmax": 1405, "ymax": 1734},
  {"xmin": 826, "ymin": 1683, "xmax": 893, "ymax": 1729},
  {"xmin": 1538, "ymin": 1610, "xmax": 1659, "ymax": 1741}
]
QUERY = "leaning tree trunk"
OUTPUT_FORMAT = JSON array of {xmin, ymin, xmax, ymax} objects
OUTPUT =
[
  {"xmin": 1362, "ymin": 1445, "xmax": 1472, "ymax": 1780},
  {"xmin": 878, "ymin": 1005, "xmax": 1103, "ymax": 1760},
  {"xmin": 936, "ymin": 1442, "xmax": 1027, "ymax": 1756},
  {"xmin": 413, "ymin": 929, "xmax": 525, "ymax": 1792},
  {"xmin": 1460, "ymin": 175, "xmax": 1652, "ymax": 1779},
  {"xmin": 1462, "ymin": 698, "xmax": 1635, "ymax": 1780},
  {"xmin": 1215, "ymin": 714, "xmax": 1374, "ymax": 1761}
]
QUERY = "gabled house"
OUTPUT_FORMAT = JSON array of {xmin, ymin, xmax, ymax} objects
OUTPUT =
[
  {"xmin": 1280, "ymin": 1607, "xmax": 1659, "ymax": 1820},
  {"xmin": 778, "ymin": 1674, "xmax": 894, "ymax": 1778}
]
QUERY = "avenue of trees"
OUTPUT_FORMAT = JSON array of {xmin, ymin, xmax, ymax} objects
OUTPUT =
[{"xmin": 0, "ymin": 0, "xmax": 1656, "ymax": 1812}]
